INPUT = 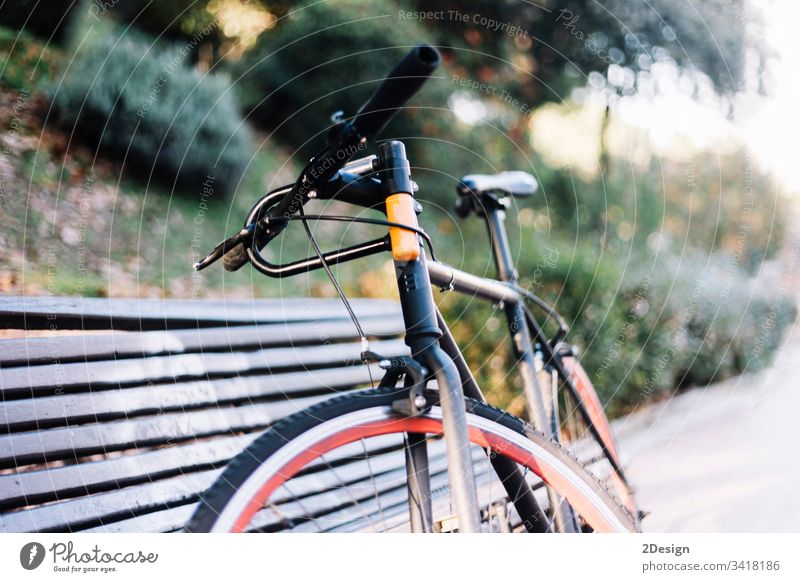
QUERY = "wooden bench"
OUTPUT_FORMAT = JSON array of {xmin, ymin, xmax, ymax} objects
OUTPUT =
[{"xmin": 0, "ymin": 296, "xmax": 414, "ymax": 533}]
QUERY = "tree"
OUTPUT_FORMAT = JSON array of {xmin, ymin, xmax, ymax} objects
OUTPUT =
[{"xmin": 410, "ymin": 0, "xmax": 761, "ymax": 105}]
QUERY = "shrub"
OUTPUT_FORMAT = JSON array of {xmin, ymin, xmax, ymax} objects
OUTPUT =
[
  {"xmin": 534, "ymin": 149, "xmax": 787, "ymax": 274},
  {"xmin": 434, "ymin": 222, "xmax": 796, "ymax": 418},
  {"xmin": 51, "ymin": 29, "xmax": 252, "ymax": 196},
  {"xmin": 0, "ymin": 26, "xmax": 62, "ymax": 90},
  {"xmin": 539, "ymin": 245, "xmax": 796, "ymax": 414}
]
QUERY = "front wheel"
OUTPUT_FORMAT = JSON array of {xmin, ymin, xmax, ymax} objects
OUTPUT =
[{"xmin": 186, "ymin": 386, "xmax": 638, "ymax": 533}]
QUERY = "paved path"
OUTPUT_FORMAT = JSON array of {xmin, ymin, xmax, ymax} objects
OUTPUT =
[{"xmin": 614, "ymin": 321, "xmax": 800, "ymax": 532}]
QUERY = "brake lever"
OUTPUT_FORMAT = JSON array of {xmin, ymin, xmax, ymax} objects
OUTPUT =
[{"xmin": 193, "ymin": 224, "xmax": 256, "ymax": 271}]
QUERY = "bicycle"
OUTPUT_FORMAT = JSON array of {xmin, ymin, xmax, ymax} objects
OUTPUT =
[{"xmin": 187, "ymin": 45, "xmax": 639, "ymax": 533}]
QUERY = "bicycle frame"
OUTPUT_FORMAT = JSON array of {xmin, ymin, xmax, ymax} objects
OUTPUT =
[
  {"xmin": 427, "ymin": 262, "xmax": 630, "ymax": 486},
  {"xmin": 211, "ymin": 148, "xmax": 631, "ymax": 531},
  {"xmin": 428, "ymin": 192, "xmax": 632, "ymax": 499},
  {"xmin": 374, "ymin": 142, "xmax": 571, "ymax": 533}
]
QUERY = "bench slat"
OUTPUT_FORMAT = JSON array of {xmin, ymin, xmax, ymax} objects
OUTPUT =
[
  {"xmin": 0, "ymin": 338, "xmax": 408, "ymax": 397},
  {"xmin": 0, "ymin": 434, "xmax": 255, "ymax": 509},
  {"xmin": 0, "ymin": 295, "xmax": 414, "ymax": 533},
  {"xmin": 1, "ymin": 438, "xmax": 431, "ymax": 532},
  {"xmin": 72, "ymin": 435, "xmax": 409, "ymax": 533},
  {"xmin": 0, "ymin": 297, "xmax": 401, "ymax": 330},
  {"xmin": 83, "ymin": 505, "xmax": 197, "ymax": 533},
  {"xmin": 0, "ymin": 318, "xmax": 404, "ymax": 367},
  {"xmin": 0, "ymin": 396, "xmax": 329, "ymax": 467},
  {"xmin": 0, "ymin": 433, "xmax": 405, "ymax": 510},
  {"xmin": 1, "ymin": 365, "xmax": 381, "ymax": 432},
  {"xmin": 0, "ymin": 470, "xmax": 221, "ymax": 532}
]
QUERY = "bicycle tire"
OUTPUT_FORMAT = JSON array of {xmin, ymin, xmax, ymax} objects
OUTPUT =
[
  {"xmin": 560, "ymin": 355, "xmax": 638, "ymax": 519},
  {"xmin": 186, "ymin": 386, "xmax": 638, "ymax": 533}
]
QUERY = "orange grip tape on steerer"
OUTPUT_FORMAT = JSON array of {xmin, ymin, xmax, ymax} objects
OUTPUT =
[{"xmin": 385, "ymin": 193, "xmax": 420, "ymax": 262}]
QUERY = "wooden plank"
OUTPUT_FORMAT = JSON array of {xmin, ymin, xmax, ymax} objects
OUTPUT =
[
  {"xmin": 1, "ymin": 365, "xmax": 382, "ymax": 432},
  {"xmin": 1, "ymin": 437, "xmax": 425, "ymax": 532},
  {"xmin": 0, "ymin": 434, "xmax": 256, "ymax": 509},
  {"xmin": 0, "ymin": 297, "xmax": 401, "ymax": 331},
  {"xmin": 0, "ymin": 431, "xmax": 404, "ymax": 510},
  {"xmin": 82, "ymin": 505, "xmax": 197, "ymax": 533},
  {"xmin": 0, "ymin": 470, "xmax": 222, "ymax": 532},
  {"xmin": 0, "ymin": 318, "xmax": 404, "ymax": 368},
  {"xmin": 0, "ymin": 395, "xmax": 329, "ymax": 467},
  {"xmin": 4, "ymin": 436, "xmax": 550, "ymax": 534},
  {"xmin": 0, "ymin": 338, "xmax": 408, "ymax": 397},
  {"xmin": 0, "ymin": 333, "xmax": 182, "ymax": 368},
  {"xmin": 77, "ymin": 436, "xmax": 409, "ymax": 533}
]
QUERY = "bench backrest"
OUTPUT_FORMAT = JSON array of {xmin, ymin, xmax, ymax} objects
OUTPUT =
[{"xmin": 0, "ymin": 296, "xmax": 409, "ymax": 532}]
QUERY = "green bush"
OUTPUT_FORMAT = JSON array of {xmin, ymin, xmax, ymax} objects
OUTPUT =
[
  {"xmin": 533, "ymin": 149, "xmax": 787, "ymax": 274},
  {"xmin": 51, "ymin": 29, "xmax": 252, "ymax": 196},
  {"xmin": 535, "ymin": 244, "xmax": 795, "ymax": 414},
  {"xmin": 0, "ymin": 26, "xmax": 62, "ymax": 90},
  {"xmin": 433, "ymin": 217, "xmax": 796, "ymax": 418}
]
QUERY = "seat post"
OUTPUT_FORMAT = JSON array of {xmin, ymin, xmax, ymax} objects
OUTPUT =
[{"xmin": 482, "ymin": 199, "xmax": 550, "ymax": 432}]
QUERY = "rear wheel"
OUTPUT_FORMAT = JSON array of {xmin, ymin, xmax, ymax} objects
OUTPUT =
[
  {"xmin": 559, "ymin": 355, "xmax": 639, "ymax": 519},
  {"xmin": 186, "ymin": 386, "xmax": 638, "ymax": 533}
]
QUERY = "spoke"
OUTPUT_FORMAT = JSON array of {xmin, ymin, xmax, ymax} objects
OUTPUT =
[
  {"xmin": 281, "ymin": 482, "xmax": 325, "ymax": 532},
  {"xmin": 319, "ymin": 452, "xmax": 377, "ymax": 531},
  {"xmin": 362, "ymin": 437, "xmax": 388, "ymax": 531}
]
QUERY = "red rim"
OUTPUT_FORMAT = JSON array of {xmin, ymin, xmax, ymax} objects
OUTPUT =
[{"xmin": 228, "ymin": 415, "xmax": 627, "ymax": 533}]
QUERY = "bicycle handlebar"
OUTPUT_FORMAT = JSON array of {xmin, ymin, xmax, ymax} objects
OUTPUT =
[
  {"xmin": 220, "ymin": 45, "xmax": 441, "ymax": 272},
  {"xmin": 352, "ymin": 44, "xmax": 441, "ymax": 140}
]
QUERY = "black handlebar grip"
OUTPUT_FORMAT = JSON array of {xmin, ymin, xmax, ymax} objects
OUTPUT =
[{"xmin": 353, "ymin": 44, "xmax": 441, "ymax": 140}]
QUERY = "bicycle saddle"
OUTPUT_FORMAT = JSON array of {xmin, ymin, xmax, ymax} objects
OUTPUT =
[{"xmin": 457, "ymin": 171, "xmax": 539, "ymax": 199}]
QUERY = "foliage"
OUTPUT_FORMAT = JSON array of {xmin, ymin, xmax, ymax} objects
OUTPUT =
[
  {"xmin": 533, "ymin": 149, "xmax": 787, "ymax": 273},
  {"xmin": 231, "ymin": 0, "xmax": 444, "ymax": 157},
  {"xmin": 427, "ymin": 145, "xmax": 795, "ymax": 416},
  {"xmin": 410, "ymin": 0, "xmax": 760, "ymax": 105},
  {"xmin": 435, "ymin": 218, "xmax": 796, "ymax": 417},
  {"xmin": 0, "ymin": 26, "xmax": 63, "ymax": 90},
  {"xmin": 0, "ymin": 0, "xmax": 78, "ymax": 44},
  {"xmin": 50, "ymin": 28, "xmax": 252, "ymax": 196},
  {"xmin": 585, "ymin": 250, "xmax": 796, "ymax": 412}
]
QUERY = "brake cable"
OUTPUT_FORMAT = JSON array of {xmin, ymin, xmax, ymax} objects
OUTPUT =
[
  {"xmin": 296, "ymin": 203, "xmax": 373, "ymax": 352},
  {"xmin": 507, "ymin": 281, "xmax": 569, "ymax": 338},
  {"xmin": 297, "ymin": 208, "xmax": 437, "ymax": 364},
  {"xmin": 268, "ymin": 214, "xmax": 437, "ymax": 261}
]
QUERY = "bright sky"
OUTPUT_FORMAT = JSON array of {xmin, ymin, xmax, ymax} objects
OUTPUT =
[
  {"xmin": 600, "ymin": 0, "xmax": 800, "ymax": 192},
  {"xmin": 739, "ymin": 0, "xmax": 800, "ymax": 192}
]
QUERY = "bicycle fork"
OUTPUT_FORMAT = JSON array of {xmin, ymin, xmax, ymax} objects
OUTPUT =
[{"xmin": 380, "ymin": 141, "xmax": 481, "ymax": 533}]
